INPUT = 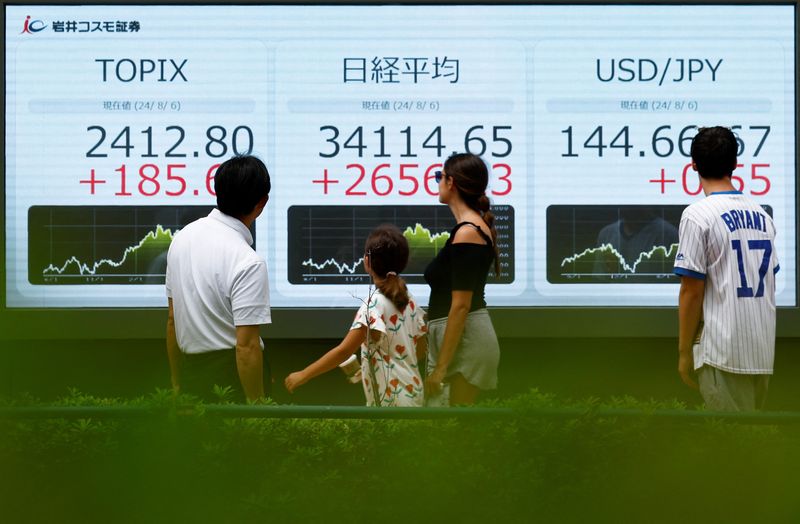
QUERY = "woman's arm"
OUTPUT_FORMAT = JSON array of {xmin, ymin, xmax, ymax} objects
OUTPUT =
[
  {"xmin": 415, "ymin": 332, "xmax": 428, "ymax": 363},
  {"xmin": 285, "ymin": 326, "xmax": 367, "ymax": 393},
  {"xmin": 424, "ymin": 223, "xmax": 488, "ymax": 395},
  {"xmin": 425, "ymin": 289, "xmax": 472, "ymax": 395}
]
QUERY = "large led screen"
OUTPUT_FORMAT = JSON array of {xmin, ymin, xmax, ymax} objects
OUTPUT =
[{"xmin": 4, "ymin": 4, "xmax": 796, "ymax": 308}]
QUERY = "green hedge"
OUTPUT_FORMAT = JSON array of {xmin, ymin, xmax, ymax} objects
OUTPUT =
[{"xmin": 1, "ymin": 389, "xmax": 799, "ymax": 523}]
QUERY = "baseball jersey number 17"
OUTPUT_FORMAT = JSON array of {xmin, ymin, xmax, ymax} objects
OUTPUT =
[{"xmin": 731, "ymin": 239, "xmax": 772, "ymax": 298}]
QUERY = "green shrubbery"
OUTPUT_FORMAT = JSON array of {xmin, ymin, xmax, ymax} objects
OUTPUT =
[{"xmin": 2, "ymin": 389, "xmax": 799, "ymax": 523}]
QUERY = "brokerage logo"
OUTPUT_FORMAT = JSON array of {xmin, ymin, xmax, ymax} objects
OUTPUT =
[{"xmin": 21, "ymin": 15, "xmax": 47, "ymax": 34}]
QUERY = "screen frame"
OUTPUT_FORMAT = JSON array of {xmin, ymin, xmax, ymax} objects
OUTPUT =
[{"xmin": 2, "ymin": 0, "xmax": 798, "ymax": 340}]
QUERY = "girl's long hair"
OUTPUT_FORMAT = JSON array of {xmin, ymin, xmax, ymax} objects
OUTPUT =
[{"xmin": 365, "ymin": 224, "xmax": 410, "ymax": 311}]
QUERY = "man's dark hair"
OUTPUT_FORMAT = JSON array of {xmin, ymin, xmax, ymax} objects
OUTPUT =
[
  {"xmin": 690, "ymin": 126, "xmax": 738, "ymax": 180},
  {"xmin": 214, "ymin": 155, "xmax": 271, "ymax": 219}
]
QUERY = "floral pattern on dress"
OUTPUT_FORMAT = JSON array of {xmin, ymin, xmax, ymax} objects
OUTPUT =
[{"xmin": 351, "ymin": 291, "xmax": 426, "ymax": 407}]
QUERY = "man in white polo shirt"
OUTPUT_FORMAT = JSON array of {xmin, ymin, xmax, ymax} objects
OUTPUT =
[
  {"xmin": 674, "ymin": 126, "xmax": 778, "ymax": 411},
  {"xmin": 166, "ymin": 155, "xmax": 272, "ymax": 402}
]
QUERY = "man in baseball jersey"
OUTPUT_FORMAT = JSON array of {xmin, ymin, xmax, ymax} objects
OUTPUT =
[{"xmin": 674, "ymin": 126, "xmax": 779, "ymax": 411}]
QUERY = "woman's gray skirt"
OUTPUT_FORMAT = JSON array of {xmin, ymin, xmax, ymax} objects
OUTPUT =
[{"xmin": 427, "ymin": 308, "xmax": 499, "ymax": 390}]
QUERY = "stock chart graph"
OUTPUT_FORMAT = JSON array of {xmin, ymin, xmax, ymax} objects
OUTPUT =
[
  {"xmin": 29, "ymin": 206, "xmax": 213, "ymax": 284},
  {"xmin": 288, "ymin": 205, "xmax": 515, "ymax": 284},
  {"xmin": 547, "ymin": 205, "xmax": 683, "ymax": 283}
]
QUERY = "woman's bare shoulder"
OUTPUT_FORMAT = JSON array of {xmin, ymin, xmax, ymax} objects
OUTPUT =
[{"xmin": 452, "ymin": 221, "xmax": 490, "ymax": 244}]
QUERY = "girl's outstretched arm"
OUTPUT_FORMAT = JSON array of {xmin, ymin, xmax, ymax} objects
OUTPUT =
[{"xmin": 285, "ymin": 326, "xmax": 367, "ymax": 393}]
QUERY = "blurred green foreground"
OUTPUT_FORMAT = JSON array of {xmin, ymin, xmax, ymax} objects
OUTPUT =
[{"xmin": 2, "ymin": 389, "xmax": 799, "ymax": 524}]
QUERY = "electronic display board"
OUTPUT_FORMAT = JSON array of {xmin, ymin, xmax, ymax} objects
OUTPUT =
[{"xmin": 4, "ymin": 4, "xmax": 796, "ymax": 310}]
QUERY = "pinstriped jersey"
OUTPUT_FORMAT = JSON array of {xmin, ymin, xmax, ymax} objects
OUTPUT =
[{"xmin": 674, "ymin": 191, "xmax": 778, "ymax": 374}]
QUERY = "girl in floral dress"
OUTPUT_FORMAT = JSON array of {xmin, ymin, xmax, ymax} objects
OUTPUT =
[{"xmin": 285, "ymin": 225, "xmax": 427, "ymax": 407}]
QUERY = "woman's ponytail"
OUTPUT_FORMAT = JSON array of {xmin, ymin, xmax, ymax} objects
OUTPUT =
[
  {"xmin": 477, "ymin": 194, "xmax": 501, "ymax": 276},
  {"xmin": 445, "ymin": 154, "xmax": 501, "ymax": 277}
]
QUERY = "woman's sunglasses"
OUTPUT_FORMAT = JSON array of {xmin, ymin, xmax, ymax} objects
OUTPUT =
[{"xmin": 434, "ymin": 170, "xmax": 443, "ymax": 183}]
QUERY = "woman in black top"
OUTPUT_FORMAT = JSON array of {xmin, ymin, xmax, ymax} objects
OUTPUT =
[{"xmin": 424, "ymin": 153, "xmax": 500, "ymax": 405}]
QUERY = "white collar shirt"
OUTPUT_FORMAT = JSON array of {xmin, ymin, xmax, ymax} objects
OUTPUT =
[{"xmin": 166, "ymin": 208, "xmax": 270, "ymax": 354}]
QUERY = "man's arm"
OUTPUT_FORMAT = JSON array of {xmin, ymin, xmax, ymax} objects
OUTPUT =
[
  {"xmin": 235, "ymin": 324, "xmax": 265, "ymax": 401},
  {"xmin": 166, "ymin": 299, "xmax": 181, "ymax": 392},
  {"xmin": 678, "ymin": 276, "xmax": 704, "ymax": 389}
]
